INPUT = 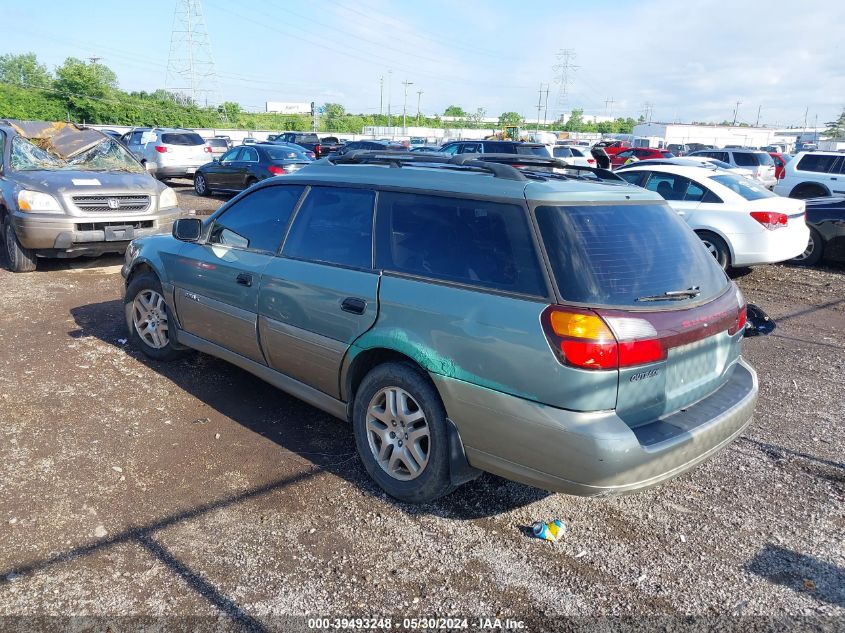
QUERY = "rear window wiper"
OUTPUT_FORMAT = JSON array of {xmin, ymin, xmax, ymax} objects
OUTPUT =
[{"xmin": 636, "ymin": 287, "xmax": 701, "ymax": 302}]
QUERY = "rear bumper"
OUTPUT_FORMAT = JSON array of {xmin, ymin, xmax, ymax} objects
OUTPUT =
[
  {"xmin": 11, "ymin": 208, "xmax": 184, "ymax": 255},
  {"xmin": 728, "ymin": 224, "xmax": 810, "ymax": 266},
  {"xmin": 432, "ymin": 358, "xmax": 758, "ymax": 496},
  {"xmin": 152, "ymin": 165, "xmax": 202, "ymax": 178}
]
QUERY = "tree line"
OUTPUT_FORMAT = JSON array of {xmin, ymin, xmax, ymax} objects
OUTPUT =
[{"xmin": 0, "ymin": 52, "xmax": 643, "ymax": 134}]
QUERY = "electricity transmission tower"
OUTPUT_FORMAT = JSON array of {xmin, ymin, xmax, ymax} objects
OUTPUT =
[
  {"xmin": 552, "ymin": 49, "xmax": 578, "ymax": 117},
  {"xmin": 165, "ymin": 0, "xmax": 222, "ymax": 109}
]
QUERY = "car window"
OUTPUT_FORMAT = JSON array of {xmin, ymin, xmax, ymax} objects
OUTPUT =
[
  {"xmin": 459, "ymin": 143, "xmax": 481, "ymax": 154},
  {"xmin": 283, "ymin": 187, "xmax": 375, "ymax": 269},
  {"xmin": 242, "ymin": 147, "xmax": 259, "ymax": 162},
  {"xmin": 617, "ymin": 150, "xmax": 634, "ymax": 158},
  {"xmin": 732, "ymin": 152, "xmax": 758, "ymax": 167},
  {"xmin": 536, "ymin": 204, "xmax": 728, "ymax": 307},
  {"xmin": 710, "ymin": 174, "xmax": 776, "ymax": 200},
  {"xmin": 376, "ymin": 192, "xmax": 546, "ymax": 296},
  {"xmin": 130, "ymin": 131, "xmax": 144, "ymax": 145},
  {"xmin": 553, "ymin": 147, "xmax": 574, "ymax": 158},
  {"xmin": 837, "ymin": 157, "xmax": 845, "ymax": 175},
  {"xmin": 796, "ymin": 154, "xmax": 838, "ymax": 173},
  {"xmin": 684, "ymin": 180, "xmax": 721, "ymax": 203},
  {"xmin": 221, "ymin": 148, "xmax": 242, "ymax": 162},
  {"xmin": 644, "ymin": 173, "xmax": 690, "ymax": 201},
  {"xmin": 517, "ymin": 145, "xmax": 549, "ymax": 156},
  {"xmin": 161, "ymin": 132, "xmax": 205, "ymax": 146},
  {"xmin": 440, "ymin": 144, "xmax": 459, "ymax": 156},
  {"xmin": 619, "ymin": 171, "xmax": 647, "ymax": 187},
  {"xmin": 208, "ymin": 186, "xmax": 305, "ymax": 252}
]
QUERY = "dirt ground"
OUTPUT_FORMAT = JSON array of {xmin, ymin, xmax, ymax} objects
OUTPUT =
[{"xmin": 0, "ymin": 184, "xmax": 843, "ymax": 631}]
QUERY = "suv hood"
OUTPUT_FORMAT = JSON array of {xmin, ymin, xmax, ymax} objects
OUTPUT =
[{"xmin": 11, "ymin": 169, "xmax": 163, "ymax": 197}]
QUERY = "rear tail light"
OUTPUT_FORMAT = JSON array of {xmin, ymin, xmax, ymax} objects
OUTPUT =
[
  {"xmin": 587, "ymin": 158, "xmax": 596, "ymax": 165},
  {"xmin": 307, "ymin": 151, "xmax": 316, "ymax": 159},
  {"xmin": 204, "ymin": 146, "xmax": 213, "ymax": 153},
  {"xmin": 154, "ymin": 145, "xmax": 171, "ymax": 153},
  {"xmin": 750, "ymin": 211, "xmax": 788, "ymax": 230},
  {"xmin": 267, "ymin": 165, "xmax": 288, "ymax": 175},
  {"xmin": 541, "ymin": 307, "xmax": 666, "ymax": 370},
  {"xmin": 728, "ymin": 284, "xmax": 747, "ymax": 335},
  {"xmin": 314, "ymin": 143, "xmax": 321, "ymax": 156}
]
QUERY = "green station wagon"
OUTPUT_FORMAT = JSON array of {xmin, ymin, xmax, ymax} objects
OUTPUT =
[{"xmin": 122, "ymin": 152, "xmax": 759, "ymax": 503}]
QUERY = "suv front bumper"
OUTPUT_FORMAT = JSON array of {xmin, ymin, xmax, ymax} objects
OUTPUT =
[
  {"xmin": 11, "ymin": 208, "xmax": 184, "ymax": 256},
  {"xmin": 433, "ymin": 358, "xmax": 758, "ymax": 496}
]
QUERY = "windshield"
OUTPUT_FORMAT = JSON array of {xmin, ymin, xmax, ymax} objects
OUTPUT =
[
  {"xmin": 536, "ymin": 203, "xmax": 728, "ymax": 307},
  {"xmin": 11, "ymin": 136, "xmax": 143, "ymax": 173},
  {"xmin": 710, "ymin": 174, "xmax": 777, "ymax": 200}
]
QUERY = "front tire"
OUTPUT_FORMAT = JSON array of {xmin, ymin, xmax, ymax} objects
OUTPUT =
[
  {"xmin": 352, "ymin": 362, "xmax": 453, "ymax": 503},
  {"xmin": 3, "ymin": 214, "xmax": 37, "ymax": 272},
  {"xmin": 792, "ymin": 227, "xmax": 824, "ymax": 266},
  {"xmin": 697, "ymin": 231, "xmax": 731, "ymax": 270},
  {"xmin": 124, "ymin": 272, "xmax": 185, "ymax": 361},
  {"xmin": 194, "ymin": 172, "xmax": 210, "ymax": 196}
]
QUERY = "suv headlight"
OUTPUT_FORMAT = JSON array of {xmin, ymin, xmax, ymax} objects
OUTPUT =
[
  {"xmin": 18, "ymin": 190, "xmax": 63, "ymax": 214},
  {"xmin": 159, "ymin": 186, "xmax": 178, "ymax": 209}
]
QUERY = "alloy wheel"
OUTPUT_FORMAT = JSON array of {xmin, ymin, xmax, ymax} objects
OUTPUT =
[
  {"xmin": 794, "ymin": 236, "xmax": 815, "ymax": 261},
  {"xmin": 132, "ymin": 289, "xmax": 169, "ymax": 349},
  {"xmin": 365, "ymin": 386, "xmax": 430, "ymax": 481},
  {"xmin": 195, "ymin": 174, "xmax": 207, "ymax": 195}
]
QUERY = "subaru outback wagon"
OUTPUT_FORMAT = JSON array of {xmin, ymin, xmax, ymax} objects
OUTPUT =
[{"xmin": 122, "ymin": 152, "xmax": 759, "ymax": 503}]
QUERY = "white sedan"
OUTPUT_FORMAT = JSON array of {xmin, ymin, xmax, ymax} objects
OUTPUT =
[
  {"xmin": 617, "ymin": 164, "xmax": 809, "ymax": 269},
  {"xmin": 552, "ymin": 144, "xmax": 596, "ymax": 167}
]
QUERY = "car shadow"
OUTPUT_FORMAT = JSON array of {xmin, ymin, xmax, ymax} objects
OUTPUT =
[
  {"xmin": 69, "ymin": 299, "xmax": 550, "ymax": 520},
  {"xmin": 746, "ymin": 544, "xmax": 845, "ymax": 608}
]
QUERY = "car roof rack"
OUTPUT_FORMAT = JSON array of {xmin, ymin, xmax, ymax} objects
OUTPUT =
[
  {"xmin": 453, "ymin": 153, "xmax": 624, "ymax": 182},
  {"xmin": 328, "ymin": 150, "xmax": 528, "ymax": 181},
  {"xmin": 327, "ymin": 150, "xmax": 627, "ymax": 183}
]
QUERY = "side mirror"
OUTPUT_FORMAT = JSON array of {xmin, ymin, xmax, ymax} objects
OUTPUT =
[
  {"xmin": 213, "ymin": 157, "xmax": 220, "ymax": 163},
  {"xmin": 172, "ymin": 217, "xmax": 203, "ymax": 242},
  {"xmin": 744, "ymin": 303, "xmax": 776, "ymax": 337}
]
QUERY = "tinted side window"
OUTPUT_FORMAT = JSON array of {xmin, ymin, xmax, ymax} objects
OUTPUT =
[
  {"xmin": 242, "ymin": 147, "xmax": 259, "ymax": 162},
  {"xmin": 733, "ymin": 152, "xmax": 759, "ymax": 167},
  {"xmin": 222, "ymin": 148, "xmax": 242, "ymax": 161},
  {"xmin": 459, "ymin": 143, "xmax": 481, "ymax": 154},
  {"xmin": 209, "ymin": 186, "xmax": 305, "ymax": 252},
  {"xmin": 376, "ymin": 192, "xmax": 545, "ymax": 296},
  {"xmin": 130, "ymin": 131, "xmax": 144, "ymax": 144},
  {"xmin": 644, "ymin": 173, "xmax": 690, "ymax": 201},
  {"xmin": 620, "ymin": 171, "xmax": 647, "ymax": 187},
  {"xmin": 796, "ymin": 154, "xmax": 838, "ymax": 173},
  {"xmin": 440, "ymin": 143, "xmax": 459, "ymax": 156},
  {"xmin": 283, "ymin": 187, "xmax": 375, "ymax": 269},
  {"xmin": 684, "ymin": 180, "xmax": 721, "ymax": 203}
]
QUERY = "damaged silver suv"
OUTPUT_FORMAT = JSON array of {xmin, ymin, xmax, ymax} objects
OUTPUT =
[{"xmin": 0, "ymin": 120, "xmax": 185, "ymax": 272}]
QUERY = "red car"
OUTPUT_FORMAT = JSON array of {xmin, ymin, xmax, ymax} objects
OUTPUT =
[
  {"xmin": 611, "ymin": 147, "xmax": 675, "ymax": 168},
  {"xmin": 595, "ymin": 140, "xmax": 632, "ymax": 156},
  {"xmin": 769, "ymin": 152, "xmax": 786, "ymax": 180}
]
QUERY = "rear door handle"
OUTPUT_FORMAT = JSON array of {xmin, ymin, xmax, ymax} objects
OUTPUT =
[
  {"xmin": 341, "ymin": 297, "xmax": 366, "ymax": 315},
  {"xmin": 236, "ymin": 272, "xmax": 253, "ymax": 287}
]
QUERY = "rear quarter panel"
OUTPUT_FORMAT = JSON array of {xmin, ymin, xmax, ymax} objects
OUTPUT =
[{"xmin": 347, "ymin": 275, "xmax": 619, "ymax": 411}]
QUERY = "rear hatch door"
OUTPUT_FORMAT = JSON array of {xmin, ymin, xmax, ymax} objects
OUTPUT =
[
  {"xmin": 535, "ymin": 200, "xmax": 743, "ymax": 427},
  {"xmin": 161, "ymin": 131, "xmax": 209, "ymax": 167}
]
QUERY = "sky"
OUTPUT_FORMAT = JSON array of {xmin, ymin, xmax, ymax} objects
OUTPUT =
[{"xmin": 4, "ymin": 0, "xmax": 843, "ymax": 127}]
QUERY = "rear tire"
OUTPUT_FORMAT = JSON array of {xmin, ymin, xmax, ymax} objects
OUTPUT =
[
  {"xmin": 697, "ymin": 231, "xmax": 731, "ymax": 271},
  {"xmin": 790, "ymin": 183, "xmax": 828, "ymax": 199},
  {"xmin": 352, "ymin": 362, "xmax": 454, "ymax": 503},
  {"xmin": 124, "ymin": 272, "xmax": 185, "ymax": 362},
  {"xmin": 792, "ymin": 227, "xmax": 824, "ymax": 266},
  {"xmin": 3, "ymin": 214, "xmax": 37, "ymax": 273}
]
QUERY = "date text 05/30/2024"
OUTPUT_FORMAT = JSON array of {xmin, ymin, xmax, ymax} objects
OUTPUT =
[{"xmin": 307, "ymin": 617, "xmax": 526, "ymax": 630}]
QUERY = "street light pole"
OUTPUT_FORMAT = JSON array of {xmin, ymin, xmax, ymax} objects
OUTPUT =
[
  {"xmin": 416, "ymin": 89, "xmax": 423, "ymax": 124},
  {"xmin": 402, "ymin": 80, "xmax": 414, "ymax": 134},
  {"xmin": 387, "ymin": 69, "xmax": 392, "ymax": 134}
]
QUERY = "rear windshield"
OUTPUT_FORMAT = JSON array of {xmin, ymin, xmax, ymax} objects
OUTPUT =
[
  {"xmin": 553, "ymin": 147, "xmax": 574, "ymax": 158},
  {"xmin": 296, "ymin": 134, "xmax": 320, "ymax": 143},
  {"xmin": 536, "ymin": 204, "xmax": 728, "ymax": 307},
  {"xmin": 660, "ymin": 151, "xmax": 675, "ymax": 158},
  {"xmin": 710, "ymin": 174, "xmax": 776, "ymax": 200},
  {"xmin": 161, "ymin": 132, "xmax": 205, "ymax": 146},
  {"xmin": 733, "ymin": 152, "xmax": 774, "ymax": 167},
  {"xmin": 517, "ymin": 145, "xmax": 550, "ymax": 156},
  {"xmin": 207, "ymin": 138, "xmax": 228, "ymax": 148},
  {"xmin": 265, "ymin": 147, "xmax": 308, "ymax": 160}
]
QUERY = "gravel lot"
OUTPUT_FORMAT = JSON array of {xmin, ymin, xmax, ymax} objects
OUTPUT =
[{"xmin": 0, "ymin": 183, "xmax": 843, "ymax": 631}]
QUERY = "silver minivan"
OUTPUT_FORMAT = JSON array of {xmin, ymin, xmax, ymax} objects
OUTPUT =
[{"xmin": 123, "ymin": 128, "xmax": 211, "ymax": 180}]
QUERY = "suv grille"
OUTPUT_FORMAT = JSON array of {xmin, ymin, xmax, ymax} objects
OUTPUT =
[{"xmin": 72, "ymin": 194, "xmax": 151, "ymax": 213}]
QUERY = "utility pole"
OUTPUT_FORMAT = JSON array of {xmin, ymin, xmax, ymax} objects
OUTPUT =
[
  {"xmin": 416, "ymin": 89, "xmax": 423, "ymax": 123},
  {"xmin": 755, "ymin": 105, "xmax": 762, "ymax": 127},
  {"xmin": 88, "ymin": 56, "xmax": 102, "ymax": 67},
  {"xmin": 379, "ymin": 76, "xmax": 384, "ymax": 118},
  {"xmin": 536, "ymin": 83, "xmax": 544, "ymax": 133},
  {"xmin": 803, "ymin": 106, "xmax": 808, "ymax": 130},
  {"xmin": 542, "ymin": 85, "xmax": 550, "ymax": 128},
  {"xmin": 731, "ymin": 100, "xmax": 742, "ymax": 126},
  {"xmin": 814, "ymin": 113, "xmax": 818, "ymax": 143},
  {"xmin": 387, "ymin": 69, "xmax": 392, "ymax": 133},
  {"xmin": 642, "ymin": 102, "xmax": 654, "ymax": 123},
  {"xmin": 401, "ymin": 80, "xmax": 413, "ymax": 133},
  {"xmin": 604, "ymin": 97, "xmax": 615, "ymax": 118}
]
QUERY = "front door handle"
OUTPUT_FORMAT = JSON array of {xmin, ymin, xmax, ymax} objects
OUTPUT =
[
  {"xmin": 341, "ymin": 297, "xmax": 366, "ymax": 315},
  {"xmin": 236, "ymin": 272, "xmax": 253, "ymax": 287}
]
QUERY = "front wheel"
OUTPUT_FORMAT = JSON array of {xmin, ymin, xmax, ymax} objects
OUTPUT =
[
  {"xmin": 697, "ymin": 231, "xmax": 731, "ymax": 271},
  {"xmin": 352, "ymin": 362, "xmax": 454, "ymax": 503},
  {"xmin": 194, "ymin": 172, "xmax": 210, "ymax": 196},
  {"xmin": 3, "ymin": 214, "xmax": 37, "ymax": 272},
  {"xmin": 792, "ymin": 227, "xmax": 823, "ymax": 266},
  {"xmin": 124, "ymin": 272, "xmax": 185, "ymax": 361}
]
